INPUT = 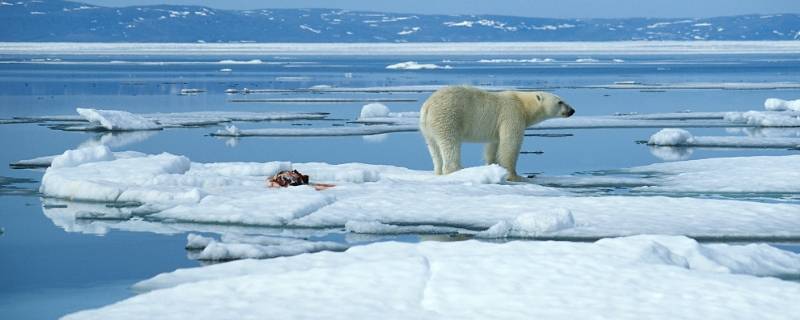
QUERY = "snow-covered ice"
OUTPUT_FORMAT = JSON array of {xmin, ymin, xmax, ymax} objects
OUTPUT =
[
  {"xmin": 211, "ymin": 124, "xmax": 419, "ymax": 137},
  {"xmin": 648, "ymin": 128, "xmax": 800, "ymax": 149},
  {"xmin": 764, "ymin": 98, "xmax": 800, "ymax": 111},
  {"xmin": 65, "ymin": 236, "xmax": 800, "ymax": 320},
  {"xmin": 386, "ymin": 61, "xmax": 452, "ymax": 70},
  {"xmin": 37, "ymin": 147, "xmax": 800, "ymax": 239},
  {"xmin": 76, "ymin": 108, "xmax": 161, "ymax": 131},
  {"xmin": 724, "ymin": 110, "xmax": 800, "ymax": 127},
  {"xmin": 13, "ymin": 109, "xmax": 330, "ymax": 131}
]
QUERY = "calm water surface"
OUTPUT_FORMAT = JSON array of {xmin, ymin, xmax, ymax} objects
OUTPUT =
[{"xmin": 1, "ymin": 52, "xmax": 799, "ymax": 318}]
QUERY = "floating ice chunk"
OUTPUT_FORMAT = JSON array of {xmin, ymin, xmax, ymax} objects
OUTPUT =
[
  {"xmin": 648, "ymin": 129, "xmax": 800, "ymax": 149},
  {"xmin": 76, "ymin": 108, "xmax": 161, "ymax": 131},
  {"xmin": 477, "ymin": 208, "xmax": 575, "ymax": 238},
  {"xmin": 219, "ymin": 68, "xmax": 232, "ymax": 72},
  {"xmin": 212, "ymin": 124, "xmax": 418, "ymax": 137},
  {"xmin": 724, "ymin": 111, "xmax": 800, "ymax": 127},
  {"xmin": 575, "ymin": 58, "xmax": 599, "ymax": 63},
  {"xmin": 386, "ymin": 61, "xmax": 452, "ymax": 70},
  {"xmin": 359, "ymin": 102, "xmax": 391, "ymax": 118},
  {"xmin": 764, "ymin": 98, "xmax": 800, "ymax": 111},
  {"xmin": 218, "ymin": 59, "xmax": 263, "ymax": 64},
  {"xmin": 648, "ymin": 128, "xmax": 695, "ymax": 146},
  {"xmin": 185, "ymin": 233, "xmax": 213, "ymax": 250},
  {"xmin": 10, "ymin": 155, "xmax": 57, "ymax": 169},
  {"xmin": 222, "ymin": 125, "xmax": 240, "ymax": 135},
  {"xmin": 179, "ymin": 88, "xmax": 206, "ymax": 95},
  {"xmin": 69, "ymin": 237, "xmax": 800, "ymax": 320}
]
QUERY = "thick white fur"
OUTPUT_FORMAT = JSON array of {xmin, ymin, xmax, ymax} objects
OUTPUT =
[{"xmin": 419, "ymin": 86, "xmax": 573, "ymax": 181}]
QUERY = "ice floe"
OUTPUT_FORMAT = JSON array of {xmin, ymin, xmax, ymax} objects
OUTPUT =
[
  {"xmin": 37, "ymin": 147, "xmax": 800, "ymax": 239},
  {"xmin": 724, "ymin": 110, "xmax": 800, "ymax": 127},
  {"xmin": 7, "ymin": 109, "xmax": 330, "ymax": 131},
  {"xmin": 211, "ymin": 124, "xmax": 418, "ymax": 137},
  {"xmin": 76, "ymin": 108, "xmax": 161, "ymax": 131},
  {"xmin": 66, "ymin": 236, "xmax": 800, "ymax": 320},
  {"xmin": 386, "ymin": 61, "xmax": 452, "ymax": 70},
  {"xmin": 764, "ymin": 98, "xmax": 800, "ymax": 111},
  {"xmin": 648, "ymin": 128, "xmax": 800, "ymax": 149}
]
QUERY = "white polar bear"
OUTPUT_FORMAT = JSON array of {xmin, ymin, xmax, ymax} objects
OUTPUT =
[{"xmin": 419, "ymin": 86, "xmax": 575, "ymax": 181}]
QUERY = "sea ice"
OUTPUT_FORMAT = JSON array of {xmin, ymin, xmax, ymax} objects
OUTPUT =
[
  {"xmin": 76, "ymin": 108, "xmax": 161, "ymax": 131},
  {"xmin": 38, "ymin": 146, "xmax": 800, "ymax": 239},
  {"xmin": 764, "ymin": 98, "xmax": 800, "ymax": 111},
  {"xmin": 12, "ymin": 109, "xmax": 330, "ymax": 131},
  {"xmin": 724, "ymin": 111, "xmax": 800, "ymax": 127},
  {"xmin": 648, "ymin": 128, "xmax": 800, "ymax": 149},
  {"xmin": 386, "ymin": 61, "xmax": 452, "ymax": 70},
  {"xmin": 66, "ymin": 236, "xmax": 800, "ymax": 320}
]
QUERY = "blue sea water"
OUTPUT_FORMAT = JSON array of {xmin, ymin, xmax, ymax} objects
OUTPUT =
[{"xmin": 1, "ymin": 51, "xmax": 800, "ymax": 318}]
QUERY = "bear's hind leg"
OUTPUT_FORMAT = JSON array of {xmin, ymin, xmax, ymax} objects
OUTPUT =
[
  {"xmin": 484, "ymin": 142, "xmax": 498, "ymax": 165},
  {"xmin": 440, "ymin": 138, "xmax": 463, "ymax": 175},
  {"xmin": 423, "ymin": 134, "xmax": 444, "ymax": 175}
]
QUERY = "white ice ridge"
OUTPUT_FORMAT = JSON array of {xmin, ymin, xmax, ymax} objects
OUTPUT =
[
  {"xmin": 185, "ymin": 233, "xmax": 347, "ymax": 261},
  {"xmin": 765, "ymin": 98, "xmax": 800, "ymax": 111},
  {"xmin": 67, "ymin": 236, "xmax": 800, "ymax": 320},
  {"xmin": 17, "ymin": 109, "xmax": 329, "ymax": 131},
  {"xmin": 386, "ymin": 61, "xmax": 452, "ymax": 70},
  {"xmin": 647, "ymin": 128, "xmax": 800, "ymax": 149},
  {"xmin": 39, "ymin": 146, "xmax": 800, "ymax": 239}
]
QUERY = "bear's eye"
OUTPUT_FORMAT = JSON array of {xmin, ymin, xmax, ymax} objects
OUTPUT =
[
  {"xmin": 558, "ymin": 101, "xmax": 564, "ymax": 105},
  {"xmin": 536, "ymin": 95, "xmax": 542, "ymax": 102}
]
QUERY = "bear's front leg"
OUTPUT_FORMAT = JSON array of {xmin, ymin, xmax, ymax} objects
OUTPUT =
[{"xmin": 497, "ymin": 128, "xmax": 524, "ymax": 181}]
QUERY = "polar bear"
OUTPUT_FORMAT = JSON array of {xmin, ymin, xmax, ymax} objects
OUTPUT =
[{"xmin": 419, "ymin": 86, "xmax": 575, "ymax": 181}]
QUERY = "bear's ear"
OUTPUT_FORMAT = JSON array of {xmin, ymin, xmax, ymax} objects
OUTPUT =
[{"xmin": 536, "ymin": 94, "xmax": 542, "ymax": 102}]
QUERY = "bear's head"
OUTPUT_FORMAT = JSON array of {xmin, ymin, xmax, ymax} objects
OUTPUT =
[{"xmin": 536, "ymin": 92, "xmax": 575, "ymax": 118}]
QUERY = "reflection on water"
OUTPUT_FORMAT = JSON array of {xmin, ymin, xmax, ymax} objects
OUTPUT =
[{"xmin": 649, "ymin": 146, "xmax": 694, "ymax": 161}]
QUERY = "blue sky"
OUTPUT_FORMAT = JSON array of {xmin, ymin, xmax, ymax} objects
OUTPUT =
[{"xmin": 80, "ymin": 0, "xmax": 800, "ymax": 18}]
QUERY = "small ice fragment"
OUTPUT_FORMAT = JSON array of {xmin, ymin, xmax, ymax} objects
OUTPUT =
[
  {"xmin": 764, "ymin": 98, "xmax": 800, "ymax": 111},
  {"xmin": 186, "ymin": 233, "xmax": 214, "ymax": 250},
  {"xmin": 223, "ymin": 125, "xmax": 240, "ymax": 136},
  {"xmin": 359, "ymin": 103, "xmax": 391, "ymax": 118},
  {"xmin": 648, "ymin": 128, "xmax": 695, "ymax": 146}
]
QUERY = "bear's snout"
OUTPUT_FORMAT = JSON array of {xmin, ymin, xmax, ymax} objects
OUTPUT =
[{"xmin": 563, "ymin": 105, "xmax": 575, "ymax": 117}]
